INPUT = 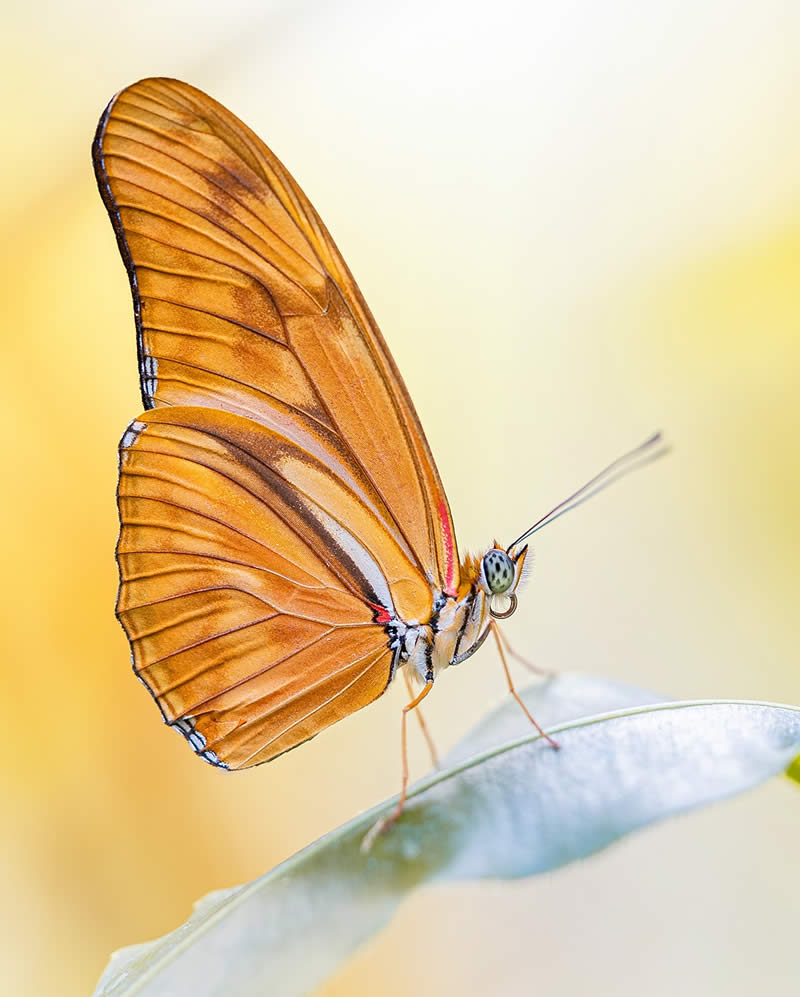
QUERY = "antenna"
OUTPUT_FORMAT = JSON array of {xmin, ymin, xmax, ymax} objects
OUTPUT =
[{"xmin": 507, "ymin": 433, "xmax": 668, "ymax": 553}]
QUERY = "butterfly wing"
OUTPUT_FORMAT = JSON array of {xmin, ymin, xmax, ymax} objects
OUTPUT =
[
  {"xmin": 117, "ymin": 405, "xmax": 412, "ymax": 768},
  {"xmin": 94, "ymin": 77, "xmax": 459, "ymax": 598}
]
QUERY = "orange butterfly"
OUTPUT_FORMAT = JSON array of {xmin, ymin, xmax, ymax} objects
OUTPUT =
[{"xmin": 94, "ymin": 79, "xmax": 662, "ymax": 840}]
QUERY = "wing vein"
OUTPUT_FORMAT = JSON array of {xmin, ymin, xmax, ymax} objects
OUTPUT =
[
  {"xmin": 103, "ymin": 149, "xmax": 322, "ymax": 283},
  {"xmin": 228, "ymin": 645, "xmax": 389, "ymax": 765},
  {"xmin": 115, "ymin": 193, "xmax": 324, "ymax": 312},
  {"xmin": 168, "ymin": 623, "xmax": 339, "ymax": 713},
  {"xmin": 137, "ymin": 612, "xmax": 279, "ymax": 672}
]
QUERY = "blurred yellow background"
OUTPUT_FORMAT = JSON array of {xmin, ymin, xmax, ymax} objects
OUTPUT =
[{"xmin": 2, "ymin": 2, "xmax": 798, "ymax": 995}]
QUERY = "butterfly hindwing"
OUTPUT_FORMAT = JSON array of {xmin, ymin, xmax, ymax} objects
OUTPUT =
[{"xmin": 117, "ymin": 408, "xmax": 402, "ymax": 768}]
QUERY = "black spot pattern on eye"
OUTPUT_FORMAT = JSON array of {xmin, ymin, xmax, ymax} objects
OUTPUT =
[{"xmin": 484, "ymin": 550, "xmax": 514, "ymax": 594}]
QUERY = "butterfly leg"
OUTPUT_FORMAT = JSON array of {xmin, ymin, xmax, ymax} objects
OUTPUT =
[
  {"xmin": 490, "ymin": 621, "xmax": 559, "ymax": 749},
  {"xmin": 360, "ymin": 677, "xmax": 435, "ymax": 852},
  {"xmin": 492, "ymin": 624, "xmax": 553, "ymax": 677},
  {"xmin": 403, "ymin": 666, "xmax": 440, "ymax": 770}
]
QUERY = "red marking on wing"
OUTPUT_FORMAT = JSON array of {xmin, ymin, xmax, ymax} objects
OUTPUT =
[
  {"xmin": 438, "ymin": 499, "xmax": 457, "ymax": 597},
  {"xmin": 367, "ymin": 601, "xmax": 393, "ymax": 625}
]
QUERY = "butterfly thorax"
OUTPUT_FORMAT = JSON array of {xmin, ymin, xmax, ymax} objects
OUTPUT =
[{"xmin": 392, "ymin": 552, "xmax": 500, "ymax": 684}]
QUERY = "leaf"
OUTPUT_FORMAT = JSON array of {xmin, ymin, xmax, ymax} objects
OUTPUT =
[{"xmin": 93, "ymin": 677, "xmax": 800, "ymax": 997}]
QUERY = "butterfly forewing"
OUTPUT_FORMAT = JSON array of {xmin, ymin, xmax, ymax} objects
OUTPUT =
[{"xmin": 95, "ymin": 77, "xmax": 459, "ymax": 596}]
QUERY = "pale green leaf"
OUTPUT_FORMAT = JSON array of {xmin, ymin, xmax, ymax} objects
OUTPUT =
[{"xmin": 94, "ymin": 677, "xmax": 800, "ymax": 997}]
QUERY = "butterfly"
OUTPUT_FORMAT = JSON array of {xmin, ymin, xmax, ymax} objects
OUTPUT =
[{"xmin": 94, "ymin": 78, "xmax": 662, "ymax": 841}]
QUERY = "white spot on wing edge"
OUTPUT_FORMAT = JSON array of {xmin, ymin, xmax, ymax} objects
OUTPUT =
[
  {"xmin": 140, "ymin": 354, "xmax": 158, "ymax": 401},
  {"xmin": 120, "ymin": 419, "xmax": 147, "ymax": 451},
  {"xmin": 174, "ymin": 716, "xmax": 228, "ymax": 769}
]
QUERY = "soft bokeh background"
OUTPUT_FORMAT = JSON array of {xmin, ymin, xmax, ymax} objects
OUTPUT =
[{"xmin": 2, "ymin": 2, "xmax": 798, "ymax": 994}]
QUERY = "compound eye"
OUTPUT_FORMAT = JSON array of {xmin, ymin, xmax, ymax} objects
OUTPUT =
[{"xmin": 482, "ymin": 549, "xmax": 515, "ymax": 594}]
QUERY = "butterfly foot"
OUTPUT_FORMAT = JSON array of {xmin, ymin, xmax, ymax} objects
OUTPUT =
[{"xmin": 360, "ymin": 815, "xmax": 392, "ymax": 853}]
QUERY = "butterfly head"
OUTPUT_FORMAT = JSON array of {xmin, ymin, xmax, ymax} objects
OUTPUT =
[{"xmin": 479, "ymin": 543, "xmax": 528, "ymax": 619}]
